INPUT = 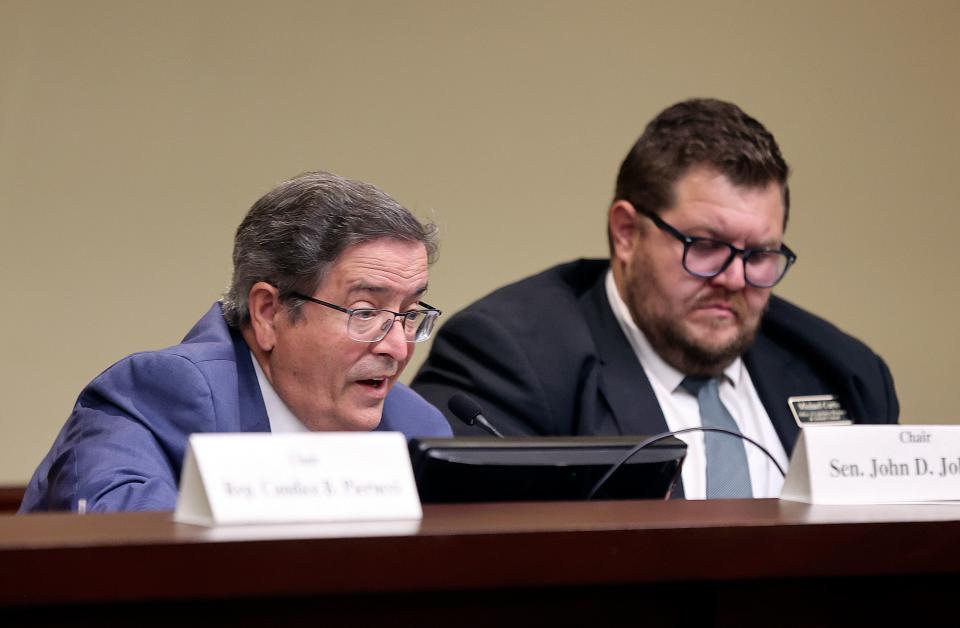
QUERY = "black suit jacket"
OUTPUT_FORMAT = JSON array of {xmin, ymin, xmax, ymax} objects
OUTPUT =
[{"xmin": 412, "ymin": 259, "xmax": 899, "ymax": 455}]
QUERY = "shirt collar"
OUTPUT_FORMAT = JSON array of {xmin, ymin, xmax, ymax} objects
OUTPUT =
[
  {"xmin": 250, "ymin": 351, "xmax": 309, "ymax": 433},
  {"xmin": 604, "ymin": 269, "xmax": 743, "ymax": 393}
]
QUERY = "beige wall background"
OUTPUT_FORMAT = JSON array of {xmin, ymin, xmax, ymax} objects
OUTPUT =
[{"xmin": 1, "ymin": 0, "xmax": 958, "ymax": 484}]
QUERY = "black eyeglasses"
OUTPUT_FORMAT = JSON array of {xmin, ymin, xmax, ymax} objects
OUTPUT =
[
  {"xmin": 290, "ymin": 293, "xmax": 442, "ymax": 343},
  {"xmin": 639, "ymin": 208, "xmax": 797, "ymax": 288}
]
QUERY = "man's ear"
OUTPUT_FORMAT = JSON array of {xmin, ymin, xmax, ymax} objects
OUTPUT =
[
  {"xmin": 609, "ymin": 200, "xmax": 640, "ymax": 265},
  {"xmin": 246, "ymin": 282, "xmax": 282, "ymax": 352}
]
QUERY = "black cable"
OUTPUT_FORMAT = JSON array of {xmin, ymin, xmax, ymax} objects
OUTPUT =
[{"xmin": 586, "ymin": 426, "xmax": 786, "ymax": 500}]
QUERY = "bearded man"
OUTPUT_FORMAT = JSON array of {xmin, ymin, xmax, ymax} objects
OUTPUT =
[{"xmin": 413, "ymin": 98, "xmax": 898, "ymax": 499}]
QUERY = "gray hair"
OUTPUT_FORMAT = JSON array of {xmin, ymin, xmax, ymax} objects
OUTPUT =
[{"xmin": 222, "ymin": 170, "xmax": 439, "ymax": 328}]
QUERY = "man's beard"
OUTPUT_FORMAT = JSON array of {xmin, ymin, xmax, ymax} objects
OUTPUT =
[{"xmin": 624, "ymin": 276, "xmax": 765, "ymax": 377}]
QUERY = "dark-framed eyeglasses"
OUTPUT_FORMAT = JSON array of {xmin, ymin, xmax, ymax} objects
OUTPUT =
[
  {"xmin": 290, "ymin": 293, "xmax": 442, "ymax": 343},
  {"xmin": 638, "ymin": 208, "xmax": 797, "ymax": 288}
]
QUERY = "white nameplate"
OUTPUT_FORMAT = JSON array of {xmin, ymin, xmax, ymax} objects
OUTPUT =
[
  {"xmin": 780, "ymin": 425, "xmax": 960, "ymax": 504},
  {"xmin": 174, "ymin": 432, "xmax": 422, "ymax": 526}
]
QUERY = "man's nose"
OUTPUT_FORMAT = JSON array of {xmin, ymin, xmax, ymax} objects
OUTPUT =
[
  {"xmin": 710, "ymin": 255, "xmax": 747, "ymax": 291},
  {"xmin": 373, "ymin": 317, "xmax": 410, "ymax": 362}
]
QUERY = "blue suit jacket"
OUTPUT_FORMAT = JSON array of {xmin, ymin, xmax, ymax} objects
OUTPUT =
[{"xmin": 21, "ymin": 303, "xmax": 451, "ymax": 513}]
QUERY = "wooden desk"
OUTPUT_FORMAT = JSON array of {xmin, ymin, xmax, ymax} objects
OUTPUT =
[{"xmin": 2, "ymin": 499, "xmax": 959, "ymax": 626}]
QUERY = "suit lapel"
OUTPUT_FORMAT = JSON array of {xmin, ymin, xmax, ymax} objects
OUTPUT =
[
  {"xmin": 578, "ymin": 272, "xmax": 670, "ymax": 436},
  {"xmin": 230, "ymin": 326, "xmax": 271, "ymax": 433},
  {"xmin": 742, "ymin": 334, "xmax": 802, "ymax": 455}
]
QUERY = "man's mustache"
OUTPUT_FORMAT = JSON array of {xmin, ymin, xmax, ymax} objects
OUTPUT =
[
  {"xmin": 351, "ymin": 358, "xmax": 400, "ymax": 380},
  {"xmin": 691, "ymin": 290, "xmax": 749, "ymax": 319}
]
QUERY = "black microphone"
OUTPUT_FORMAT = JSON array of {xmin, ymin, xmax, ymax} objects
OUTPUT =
[{"xmin": 447, "ymin": 393, "xmax": 504, "ymax": 438}]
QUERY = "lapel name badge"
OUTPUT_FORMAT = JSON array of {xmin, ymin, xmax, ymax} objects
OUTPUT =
[{"xmin": 788, "ymin": 395, "xmax": 851, "ymax": 427}]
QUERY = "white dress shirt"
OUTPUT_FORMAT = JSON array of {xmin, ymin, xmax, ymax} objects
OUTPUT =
[
  {"xmin": 250, "ymin": 351, "xmax": 309, "ymax": 433},
  {"xmin": 604, "ymin": 271, "xmax": 788, "ymax": 499}
]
